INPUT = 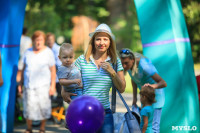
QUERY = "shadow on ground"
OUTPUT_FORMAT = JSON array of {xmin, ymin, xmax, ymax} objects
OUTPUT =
[{"xmin": 14, "ymin": 93, "xmax": 136, "ymax": 133}]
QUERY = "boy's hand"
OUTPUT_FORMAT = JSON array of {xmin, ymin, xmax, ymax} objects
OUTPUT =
[{"xmin": 74, "ymin": 79, "xmax": 81, "ymax": 86}]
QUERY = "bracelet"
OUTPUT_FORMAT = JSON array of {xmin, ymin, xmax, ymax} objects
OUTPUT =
[{"xmin": 111, "ymin": 72, "xmax": 116, "ymax": 78}]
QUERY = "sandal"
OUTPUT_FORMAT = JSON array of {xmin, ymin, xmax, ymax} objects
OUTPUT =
[
  {"xmin": 39, "ymin": 129, "xmax": 45, "ymax": 133},
  {"xmin": 24, "ymin": 129, "xmax": 32, "ymax": 133}
]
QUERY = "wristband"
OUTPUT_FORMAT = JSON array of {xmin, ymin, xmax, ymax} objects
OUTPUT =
[{"xmin": 111, "ymin": 72, "xmax": 116, "ymax": 78}]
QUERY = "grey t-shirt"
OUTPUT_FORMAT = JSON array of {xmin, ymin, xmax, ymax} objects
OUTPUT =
[{"xmin": 57, "ymin": 63, "xmax": 82, "ymax": 91}]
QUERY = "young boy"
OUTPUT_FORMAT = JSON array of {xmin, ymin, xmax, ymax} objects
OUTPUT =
[
  {"xmin": 140, "ymin": 86, "xmax": 156, "ymax": 133},
  {"xmin": 57, "ymin": 43, "xmax": 83, "ymax": 102}
]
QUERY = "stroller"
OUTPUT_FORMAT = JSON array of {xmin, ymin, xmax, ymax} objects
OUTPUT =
[
  {"xmin": 15, "ymin": 93, "xmax": 25, "ymax": 124},
  {"xmin": 51, "ymin": 96, "xmax": 65, "ymax": 124}
]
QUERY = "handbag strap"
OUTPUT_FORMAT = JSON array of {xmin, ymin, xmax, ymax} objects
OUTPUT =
[
  {"xmin": 116, "ymin": 89, "xmax": 133, "ymax": 119},
  {"xmin": 111, "ymin": 64, "xmax": 116, "ymax": 113},
  {"xmin": 112, "ymin": 63, "xmax": 133, "ymax": 119}
]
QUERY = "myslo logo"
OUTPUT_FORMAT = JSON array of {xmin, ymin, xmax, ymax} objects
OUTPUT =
[{"xmin": 172, "ymin": 126, "xmax": 197, "ymax": 131}]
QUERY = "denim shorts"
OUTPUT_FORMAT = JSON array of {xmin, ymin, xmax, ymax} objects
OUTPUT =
[
  {"xmin": 68, "ymin": 88, "xmax": 83, "ymax": 100},
  {"xmin": 97, "ymin": 108, "xmax": 114, "ymax": 133}
]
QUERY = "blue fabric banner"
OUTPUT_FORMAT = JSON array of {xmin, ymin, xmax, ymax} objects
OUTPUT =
[{"xmin": 0, "ymin": 0, "xmax": 27, "ymax": 132}]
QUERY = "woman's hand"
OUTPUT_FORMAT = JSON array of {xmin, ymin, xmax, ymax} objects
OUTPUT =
[
  {"xmin": 132, "ymin": 99, "xmax": 137, "ymax": 106},
  {"xmin": 143, "ymin": 73, "xmax": 167, "ymax": 89},
  {"xmin": 143, "ymin": 83, "xmax": 156, "ymax": 89},
  {"xmin": 100, "ymin": 61, "xmax": 114, "ymax": 74},
  {"xmin": 61, "ymin": 88, "xmax": 77, "ymax": 103},
  {"xmin": 18, "ymin": 83, "xmax": 23, "ymax": 97},
  {"xmin": 49, "ymin": 86, "xmax": 56, "ymax": 96}
]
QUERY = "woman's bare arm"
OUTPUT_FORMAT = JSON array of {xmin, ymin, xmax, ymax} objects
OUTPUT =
[
  {"xmin": 144, "ymin": 73, "xmax": 167, "ymax": 89},
  {"xmin": 100, "ymin": 62, "xmax": 126, "ymax": 93}
]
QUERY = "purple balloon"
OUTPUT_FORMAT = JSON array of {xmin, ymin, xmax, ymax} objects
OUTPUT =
[{"xmin": 66, "ymin": 96, "xmax": 105, "ymax": 133}]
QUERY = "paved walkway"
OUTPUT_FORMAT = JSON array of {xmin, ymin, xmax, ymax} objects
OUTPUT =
[
  {"xmin": 14, "ymin": 70, "xmax": 200, "ymax": 133},
  {"xmin": 14, "ymin": 93, "xmax": 139, "ymax": 133}
]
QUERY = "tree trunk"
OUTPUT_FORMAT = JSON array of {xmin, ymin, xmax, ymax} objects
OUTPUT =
[{"xmin": 107, "ymin": 0, "xmax": 132, "ymax": 50}]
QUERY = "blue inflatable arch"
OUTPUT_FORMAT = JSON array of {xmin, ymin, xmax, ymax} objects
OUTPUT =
[{"xmin": 134, "ymin": 0, "xmax": 199, "ymax": 132}]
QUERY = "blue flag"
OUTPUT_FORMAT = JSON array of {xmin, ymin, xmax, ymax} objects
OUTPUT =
[{"xmin": 0, "ymin": 0, "xmax": 27, "ymax": 132}]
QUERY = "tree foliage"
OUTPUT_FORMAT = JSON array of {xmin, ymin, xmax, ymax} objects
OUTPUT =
[
  {"xmin": 24, "ymin": 0, "xmax": 200, "ymax": 62},
  {"xmin": 25, "ymin": 0, "xmax": 109, "ymax": 41},
  {"xmin": 181, "ymin": 0, "xmax": 200, "ymax": 62},
  {"xmin": 24, "ymin": 0, "xmax": 141, "ymax": 52}
]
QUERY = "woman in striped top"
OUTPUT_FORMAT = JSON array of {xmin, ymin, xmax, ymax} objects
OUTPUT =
[{"xmin": 62, "ymin": 23, "xmax": 126, "ymax": 133}]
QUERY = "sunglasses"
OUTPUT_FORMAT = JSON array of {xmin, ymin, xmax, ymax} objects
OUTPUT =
[{"xmin": 120, "ymin": 49, "xmax": 132, "ymax": 55}]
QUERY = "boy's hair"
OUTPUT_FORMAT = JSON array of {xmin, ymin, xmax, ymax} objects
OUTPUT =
[
  {"xmin": 59, "ymin": 43, "xmax": 73, "ymax": 56},
  {"xmin": 140, "ymin": 86, "xmax": 156, "ymax": 105}
]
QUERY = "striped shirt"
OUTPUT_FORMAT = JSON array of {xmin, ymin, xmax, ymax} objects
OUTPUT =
[{"xmin": 75, "ymin": 55, "xmax": 123, "ymax": 109}]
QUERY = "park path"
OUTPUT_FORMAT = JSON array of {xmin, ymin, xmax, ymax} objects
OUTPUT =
[
  {"xmin": 14, "ymin": 93, "xmax": 138, "ymax": 133},
  {"xmin": 14, "ymin": 70, "xmax": 200, "ymax": 133}
]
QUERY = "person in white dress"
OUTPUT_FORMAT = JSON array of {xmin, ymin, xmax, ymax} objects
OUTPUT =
[{"xmin": 18, "ymin": 30, "xmax": 56, "ymax": 133}]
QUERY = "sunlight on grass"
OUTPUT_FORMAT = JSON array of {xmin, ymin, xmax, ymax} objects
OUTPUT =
[
  {"xmin": 110, "ymin": 73, "xmax": 138, "ymax": 94},
  {"xmin": 124, "ymin": 73, "xmax": 140, "ymax": 93},
  {"xmin": 194, "ymin": 63, "xmax": 200, "ymax": 70},
  {"xmin": 124, "ymin": 73, "xmax": 132, "ymax": 93}
]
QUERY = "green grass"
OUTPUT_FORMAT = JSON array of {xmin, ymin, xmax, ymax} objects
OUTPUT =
[
  {"xmin": 110, "ymin": 72, "xmax": 140, "ymax": 94},
  {"xmin": 124, "ymin": 73, "xmax": 132, "ymax": 93},
  {"xmin": 124, "ymin": 73, "xmax": 140, "ymax": 93}
]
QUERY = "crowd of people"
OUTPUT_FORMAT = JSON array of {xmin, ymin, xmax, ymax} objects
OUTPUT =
[{"xmin": 12, "ymin": 23, "xmax": 167, "ymax": 133}]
